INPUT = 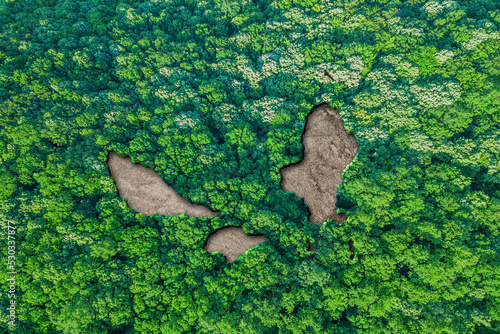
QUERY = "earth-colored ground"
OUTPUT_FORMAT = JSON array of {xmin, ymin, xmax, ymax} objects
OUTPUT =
[
  {"xmin": 107, "ymin": 102, "xmax": 356, "ymax": 261},
  {"xmin": 107, "ymin": 152, "xmax": 266, "ymax": 262},
  {"xmin": 203, "ymin": 226, "xmax": 268, "ymax": 263},
  {"xmin": 107, "ymin": 152, "xmax": 220, "ymax": 217},
  {"xmin": 348, "ymin": 240, "xmax": 355, "ymax": 260},
  {"xmin": 280, "ymin": 104, "xmax": 359, "ymax": 226},
  {"xmin": 306, "ymin": 238, "xmax": 317, "ymax": 252}
]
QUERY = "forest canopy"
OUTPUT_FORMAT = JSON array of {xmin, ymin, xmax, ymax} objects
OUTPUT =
[{"xmin": 0, "ymin": 0, "xmax": 499, "ymax": 333}]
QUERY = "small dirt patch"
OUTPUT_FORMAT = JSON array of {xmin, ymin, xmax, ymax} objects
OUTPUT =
[
  {"xmin": 348, "ymin": 240, "xmax": 355, "ymax": 260},
  {"xmin": 306, "ymin": 238, "xmax": 317, "ymax": 252},
  {"xmin": 280, "ymin": 104, "xmax": 358, "ymax": 226},
  {"xmin": 204, "ymin": 226, "xmax": 268, "ymax": 263},
  {"xmin": 107, "ymin": 152, "xmax": 220, "ymax": 217}
]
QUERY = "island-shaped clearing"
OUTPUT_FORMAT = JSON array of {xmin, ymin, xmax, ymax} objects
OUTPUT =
[
  {"xmin": 280, "ymin": 104, "xmax": 358, "ymax": 226},
  {"xmin": 107, "ymin": 152, "xmax": 220, "ymax": 217},
  {"xmin": 203, "ymin": 226, "xmax": 269, "ymax": 263}
]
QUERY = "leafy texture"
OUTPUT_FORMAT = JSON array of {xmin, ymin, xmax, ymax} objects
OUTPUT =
[{"xmin": 0, "ymin": 0, "xmax": 499, "ymax": 333}]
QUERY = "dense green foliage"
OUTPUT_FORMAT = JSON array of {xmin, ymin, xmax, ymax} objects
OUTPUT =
[{"xmin": 0, "ymin": 0, "xmax": 499, "ymax": 332}]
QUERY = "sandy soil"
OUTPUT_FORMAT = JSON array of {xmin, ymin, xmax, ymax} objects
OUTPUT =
[
  {"xmin": 204, "ymin": 226, "xmax": 268, "ymax": 263},
  {"xmin": 280, "ymin": 104, "xmax": 358, "ymax": 226},
  {"xmin": 107, "ymin": 152, "xmax": 220, "ymax": 217}
]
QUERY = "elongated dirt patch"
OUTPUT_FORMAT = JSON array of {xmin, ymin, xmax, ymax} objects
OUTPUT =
[
  {"xmin": 204, "ymin": 226, "xmax": 268, "ymax": 263},
  {"xmin": 280, "ymin": 104, "xmax": 358, "ymax": 226},
  {"xmin": 107, "ymin": 152, "xmax": 220, "ymax": 217}
]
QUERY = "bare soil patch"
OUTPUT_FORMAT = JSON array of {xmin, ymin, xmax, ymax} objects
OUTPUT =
[
  {"xmin": 204, "ymin": 226, "xmax": 268, "ymax": 263},
  {"xmin": 280, "ymin": 104, "xmax": 358, "ymax": 226},
  {"xmin": 306, "ymin": 238, "xmax": 317, "ymax": 252},
  {"xmin": 107, "ymin": 152, "xmax": 220, "ymax": 217},
  {"xmin": 348, "ymin": 240, "xmax": 355, "ymax": 260}
]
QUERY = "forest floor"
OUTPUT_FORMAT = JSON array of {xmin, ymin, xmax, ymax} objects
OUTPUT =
[
  {"xmin": 107, "ymin": 101, "xmax": 358, "ymax": 261},
  {"xmin": 107, "ymin": 152, "xmax": 220, "ymax": 217},
  {"xmin": 107, "ymin": 152, "xmax": 268, "ymax": 262},
  {"xmin": 203, "ymin": 226, "xmax": 269, "ymax": 263},
  {"xmin": 280, "ymin": 104, "xmax": 359, "ymax": 226}
]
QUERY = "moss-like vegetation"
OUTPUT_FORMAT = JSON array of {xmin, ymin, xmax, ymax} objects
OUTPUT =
[{"xmin": 0, "ymin": 0, "xmax": 499, "ymax": 332}]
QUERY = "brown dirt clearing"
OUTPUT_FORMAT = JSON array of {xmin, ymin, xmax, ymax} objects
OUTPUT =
[
  {"xmin": 204, "ymin": 226, "xmax": 268, "ymax": 263},
  {"xmin": 280, "ymin": 104, "xmax": 359, "ymax": 226},
  {"xmin": 107, "ymin": 152, "xmax": 220, "ymax": 217}
]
